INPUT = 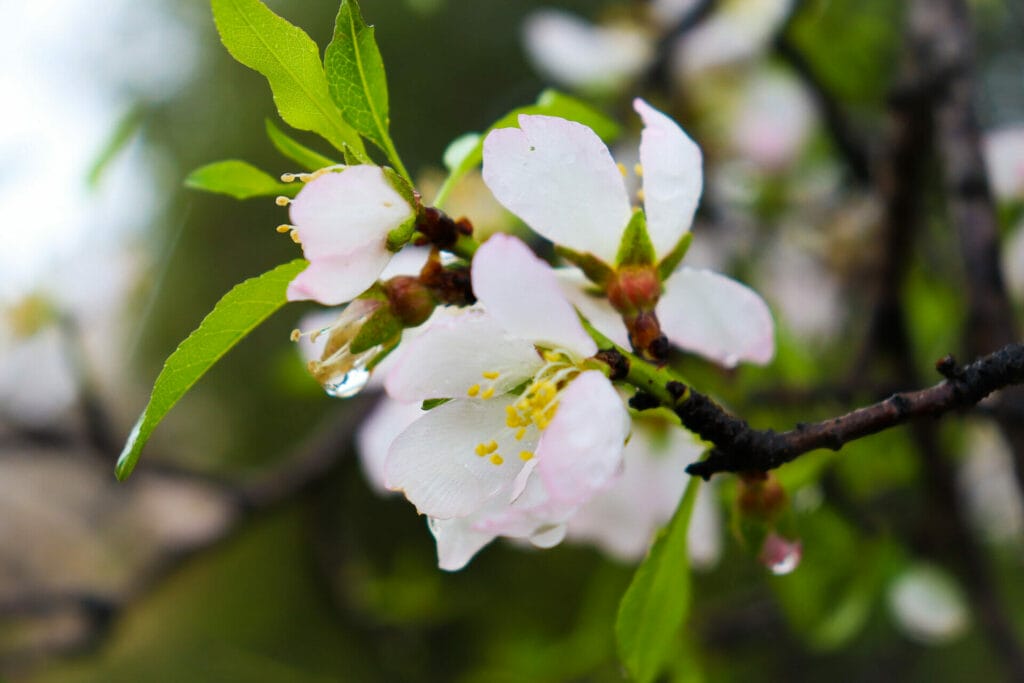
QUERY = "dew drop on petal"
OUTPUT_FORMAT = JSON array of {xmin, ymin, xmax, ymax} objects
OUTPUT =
[
  {"xmin": 323, "ymin": 364, "xmax": 371, "ymax": 398},
  {"xmin": 759, "ymin": 532, "xmax": 802, "ymax": 575}
]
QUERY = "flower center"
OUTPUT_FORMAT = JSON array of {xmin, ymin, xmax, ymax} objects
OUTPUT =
[{"xmin": 470, "ymin": 349, "xmax": 582, "ymax": 467}]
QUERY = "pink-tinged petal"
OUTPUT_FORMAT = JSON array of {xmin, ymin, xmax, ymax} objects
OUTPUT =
[
  {"xmin": 290, "ymin": 165, "xmax": 414, "ymax": 260},
  {"xmin": 379, "ymin": 245, "xmax": 430, "ymax": 280},
  {"xmin": 482, "ymin": 116, "xmax": 631, "ymax": 262},
  {"xmin": 634, "ymin": 99, "xmax": 703, "ymax": 258},
  {"xmin": 286, "ymin": 241, "xmax": 391, "ymax": 305},
  {"xmin": 356, "ymin": 398, "xmax": 424, "ymax": 494},
  {"xmin": 428, "ymin": 516, "xmax": 497, "ymax": 571},
  {"xmin": 554, "ymin": 268, "xmax": 630, "ymax": 348},
  {"xmin": 474, "ymin": 472, "xmax": 577, "ymax": 539},
  {"xmin": 384, "ymin": 308, "xmax": 542, "ymax": 402},
  {"xmin": 536, "ymin": 370, "xmax": 629, "ymax": 505},
  {"xmin": 385, "ymin": 398, "xmax": 535, "ymax": 519},
  {"xmin": 660, "ymin": 267, "xmax": 775, "ymax": 367},
  {"xmin": 473, "ymin": 234, "xmax": 597, "ymax": 358}
]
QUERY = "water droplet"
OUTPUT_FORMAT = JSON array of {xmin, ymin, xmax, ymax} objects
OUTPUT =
[
  {"xmin": 323, "ymin": 366, "xmax": 371, "ymax": 398},
  {"xmin": 759, "ymin": 532, "xmax": 802, "ymax": 575}
]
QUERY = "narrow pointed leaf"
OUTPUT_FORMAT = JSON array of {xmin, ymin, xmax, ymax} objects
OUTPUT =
[
  {"xmin": 324, "ymin": 0, "xmax": 406, "ymax": 176},
  {"xmin": 616, "ymin": 473, "xmax": 701, "ymax": 683},
  {"xmin": 211, "ymin": 0, "xmax": 366, "ymax": 158},
  {"xmin": 185, "ymin": 160, "xmax": 298, "ymax": 199},
  {"xmin": 116, "ymin": 260, "xmax": 307, "ymax": 481},
  {"xmin": 265, "ymin": 119, "xmax": 338, "ymax": 171},
  {"xmin": 657, "ymin": 232, "xmax": 693, "ymax": 281},
  {"xmin": 615, "ymin": 210, "xmax": 656, "ymax": 267}
]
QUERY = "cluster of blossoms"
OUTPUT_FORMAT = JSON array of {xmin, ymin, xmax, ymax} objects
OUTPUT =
[{"xmin": 283, "ymin": 99, "xmax": 776, "ymax": 569}]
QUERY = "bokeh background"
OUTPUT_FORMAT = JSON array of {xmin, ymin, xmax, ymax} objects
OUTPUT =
[{"xmin": 2, "ymin": 0, "xmax": 1024, "ymax": 680}]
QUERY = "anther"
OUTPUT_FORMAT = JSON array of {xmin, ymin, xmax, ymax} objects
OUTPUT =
[
  {"xmin": 617, "ymin": 162, "xmax": 628, "ymax": 177},
  {"xmin": 276, "ymin": 224, "xmax": 292, "ymax": 234},
  {"xmin": 634, "ymin": 163, "xmax": 643, "ymax": 176},
  {"xmin": 490, "ymin": 454, "xmax": 504, "ymax": 465},
  {"xmin": 481, "ymin": 386, "xmax": 495, "ymax": 399},
  {"xmin": 289, "ymin": 329, "xmax": 302, "ymax": 342},
  {"xmin": 467, "ymin": 384, "xmax": 480, "ymax": 397},
  {"xmin": 281, "ymin": 173, "xmax": 297, "ymax": 183},
  {"xmin": 515, "ymin": 427, "xmax": 526, "ymax": 440},
  {"xmin": 519, "ymin": 451, "xmax": 534, "ymax": 461},
  {"xmin": 636, "ymin": 189, "xmax": 645, "ymax": 202},
  {"xmin": 475, "ymin": 443, "xmax": 488, "ymax": 456},
  {"xmin": 482, "ymin": 370, "xmax": 500, "ymax": 380},
  {"xmin": 290, "ymin": 229, "xmax": 301, "ymax": 244},
  {"xmin": 275, "ymin": 196, "xmax": 291, "ymax": 206}
]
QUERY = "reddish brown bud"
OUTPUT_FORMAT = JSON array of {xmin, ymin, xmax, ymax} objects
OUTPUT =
[
  {"xmin": 384, "ymin": 276, "xmax": 436, "ymax": 327},
  {"xmin": 736, "ymin": 472, "xmax": 788, "ymax": 523},
  {"xmin": 606, "ymin": 265, "xmax": 662, "ymax": 316}
]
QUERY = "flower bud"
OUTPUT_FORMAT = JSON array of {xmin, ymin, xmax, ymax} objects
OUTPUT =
[
  {"xmin": 606, "ymin": 264, "xmax": 661, "ymax": 316},
  {"xmin": 384, "ymin": 276, "xmax": 436, "ymax": 327},
  {"xmin": 736, "ymin": 472, "xmax": 788, "ymax": 524}
]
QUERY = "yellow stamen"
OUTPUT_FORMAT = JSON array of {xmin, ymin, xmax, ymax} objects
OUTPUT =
[
  {"xmin": 634, "ymin": 163, "xmax": 643, "ymax": 176},
  {"xmin": 290, "ymin": 229, "xmax": 301, "ymax": 244},
  {"xmin": 519, "ymin": 451, "xmax": 534, "ymax": 462},
  {"xmin": 475, "ymin": 443, "xmax": 488, "ymax": 456},
  {"xmin": 484, "ymin": 440, "xmax": 498, "ymax": 454},
  {"xmin": 481, "ymin": 386, "xmax": 495, "ymax": 400},
  {"xmin": 482, "ymin": 370, "xmax": 500, "ymax": 380},
  {"xmin": 636, "ymin": 189, "xmax": 645, "ymax": 202},
  {"xmin": 467, "ymin": 384, "xmax": 480, "ymax": 397},
  {"xmin": 275, "ymin": 196, "xmax": 291, "ymax": 206},
  {"xmin": 515, "ymin": 427, "xmax": 526, "ymax": 440},
  {"xmin": 276, "ymin": 224, "xmax": 291, "ymax": 234},
  {"xmin": 280, "ymin": 173, "xmax": 297, "ymax": 183},
  {"xmin": 490, "ymin": 454, "xmax": 504, "ymax": 465},
  {"xmin": 289, "ymin": 329, "xmax": 301, "ymax": 342},
  {"xmin": 617, "ymin": 162, "xmax": 628, "ymax": 177}
]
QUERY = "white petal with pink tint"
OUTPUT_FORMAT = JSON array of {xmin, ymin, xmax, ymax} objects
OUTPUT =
[
  {"xmin": 285, "ymin": 241, "xmax": 392, "ymax": 305},
  {"xmin": 474, "ymin": 234, "xmax": 597, "ymax": 357},
  {"xmin": 555, "ymin": 268, "xmax": 631, "ymax": 348},
  {"xmin": 482, "ymin": 116, "xmax": 631, "ymax": 263},
  {"xmin": 385, "ymin": 397, "xmax": 537, "ymax": 519},
  {"xmin": 659, "ymin": 267, "xmax": 775, "ymax": 367},
  {"xmin": 384, "ymin": 309, "xmax": 542, "ymax": 402},
  {"xmin": 356, "ymin": 398, "xmax": 424, "ymax": 494},
  {"xmin": 290, "ymin": 165, "xmax": 413, "ymax": 259},
  {"xmin": 536, "ymin": 371, "xmax": 630, "ymax": 505},
  {"xmin": 634, "ymin": 98, "xmax": 703, "ymax": 258},
  {"xmin": 428, "ymin": 516, "xmax": 498, "ymax": 571}
]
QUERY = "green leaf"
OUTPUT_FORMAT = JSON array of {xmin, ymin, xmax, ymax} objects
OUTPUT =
[
  {"xmin": 421, "ymin": 398, "xmax": 451, "ymax": 411},
  {"xmin": 211, "ymin": 0, "xmax": 367, "ymax": 159},
  {"xmin": 656, "ymin": 232, "xmax": 693, "ymax": 281},
  {"xmin": 615, "ymin": 210, "xmax": 656, "ymax": 268},
  {"xmin": 116, "ymin": 260, "xmax": 307, "ymax": 481},
  {"xmin": 324, "ymin": 0, "xmax": 407, "ymax": 178},
  {"xmin": 616, "ymin": 474, "xmax": 701, "ymax": 683},
  {"xmin": 265, "ymin": 119, "xmax": 338, "ymax": 171},
  {"xmin": 433, "ymin": 89, "xmax": 621, "ymax": 208},
  {"xmin": 185, "ymin": 160, "xmax": 298, "ymax": 199}
]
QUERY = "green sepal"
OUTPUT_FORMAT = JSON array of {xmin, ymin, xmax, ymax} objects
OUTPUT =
[
  {"xmin": 421, "ymin": 398, "xmax": 451, "ymax": 411},
  {"xmin": 383, "ymin": 167, "xmax": 419, "ymax": 251},
  {"xmin": 656, "ymin": 232, "xmax": 694, "ymax": 281},
  {"xmin": 185, "ymin": 160, "xmax": 298, "ymax": 200},
  {"xmin": 554, "ymin": 245, "xmax": 614, "ymax": 287},
  {"xmin": 265, "ymin": 119, "xmax": 338, "ymax": 171},
  {"xmin": 366, "ymin": 335, "xmax": 400, "ymax": 371},
  {"xmin": 350, "ymin": 306, "xmax": 403, "ymax": 354},
  {"xmin": 615, "ymin": 210, "xmax": 656, "ymax": 268}
]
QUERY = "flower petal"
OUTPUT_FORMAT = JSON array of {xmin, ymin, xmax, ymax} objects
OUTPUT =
[
  {"xmin": 285, "ymin": 241, "xmax": 391, "ymax": 305},
  {"xmin": 356, "ymin": 398, "xmax": 424, "ymax": 494},
  {"xmin": 290, "ymin": 165, "xmax": 414, "ymax": 259},
  {"xmin": 634, "ymin": 98, "xmax": 703, "ymax": 258},
  {"xmin": 482, "ymin": 116, "xmax": 631, "ymax": 262},
  {"xmin": 659, "ymin": 267, "xmax": 775, "ymax": 367},
  {"xmin": 473, "ymin": 234, "xmax": 597, "ymax": 358},
  {"xmin": 554, "ymin": 268, "xmax": 631, "ymax": 348},
  {"xmin": 385, "ymin": 397, "xmax": 537, "ymax": 519},
  {"xmin": 536, "ymin": 370, "xmax": 629, "ymax": 505},
  {"xmin": 384, "ymin": 308, "xmax": 542, "ymax": 402},
  {"xmin": 428, "ymin": 516, "xmax": 497, "ymax": 571}
]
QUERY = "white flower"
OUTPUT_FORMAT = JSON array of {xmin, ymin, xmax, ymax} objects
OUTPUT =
[
  {"xmin": 522, "ymin": 9, "xmax": 653, "ymax": 94},
  {"xmin": 982, "ymin": 125, "xmax": 1024, "ymax": 201},
  {"xmin": 483, "ymin": 99, "xmax": 775, "ymax": 367},
  {"xmin": 285, "ymin": 165, "xmax": 415, "ymax": 306},
  {"xmin": 671, "ymin": 0, "xmax": 793, "ymax": 78},
  {"xmin": 382, "ymin": 234, "xmax": 631, "ymax": 570}
]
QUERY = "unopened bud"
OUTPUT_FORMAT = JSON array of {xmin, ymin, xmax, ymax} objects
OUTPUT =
[
  {"xmin": 606, "ymin": 265, "xmax": 661, "ymax": 316},
  {"xmin": 384, "ymin": 276, "xmax": 436, "ymax": 327},
  {"xmin": 737, "ymin": 472, "xmax": 788, "ymax": 523}
]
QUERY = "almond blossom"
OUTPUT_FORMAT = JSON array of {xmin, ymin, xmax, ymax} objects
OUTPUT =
[
  {"xmin": 483, "ymin": 99, "xmax": 775, "ymax": 367},
  {"xmin": 382, "ymin": 233, "xmax": 631, "ymax": 570},
  {"xmin": 284, "ymin": 165, "xmax": 415, "ymax": 306}
]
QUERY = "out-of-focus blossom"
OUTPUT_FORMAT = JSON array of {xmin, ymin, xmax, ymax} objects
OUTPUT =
[
  {"xmin": 958, "ymin": 420, "xmax": 1024, "ymax": 544},
  {"xmin": 285, "ymin": 166, "xmax": 416, "ymax": 306},
  {"xmin": 522, "ymin": 9, "xmax": 653, "ymax": 95},
  {"xmin": 567, "ymin": 420, "xmax": 722, "ymax": 568},
  {"xmin": 1004, "ymin": 220, "xmax": 1024, "ymax": 300},
  {"xmin": 483, "ymin": 100, "xmax": 775, "ymax": 367},
  {"xmin": 759, "ymin": 531, "xmax": 802, "ymax": 575},
  {"xmin": 731, "ymin": 69, "xmax": 815, "ymax": 172},
  {"xmin": 982, "ymin": 125, "xmax": 1024, "ymax": 201},
  {"xmin": 383, "ymin": 235, "xmax": 630, "ymax": 570},
  {"xmin": 671, "ymin": 0, "xmax": 792, "ymax": 78},
  {"xmin": 888, "ymin": 563, "xmax": 969, "ymax": 645}
]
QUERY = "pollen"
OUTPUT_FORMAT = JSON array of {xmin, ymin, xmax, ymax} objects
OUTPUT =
[
  {"xmin": 634, "ymin": 163, "xmax": 643, "ymax": 176},
  {"xmin": 490, "ymin": 454, "xmax": 504, "ymax": 466},
  {"xmin": 280, "ymin": 173, "xmax": 297, "ymax": 183},
  {"xmin": 515, "ymin": 427, "xmax": 526, "ymax": 440},
  {"xmin": 275, "ymin": 196, "xmax": 291, "ymax": 206},
  {"xmin": 636, "ymin": 189, "xmax": 645, "ymax": 202},
  {"xmin": 290, "ymin": 229, "xmax": 302, "ymax": 244},
  {"xmin": 617, "ymin": 162, "xmax": 628, "ymax": 177},
  {"xmin": 481, "ymin": 386, "xmax": 495, "ymax": 400},
  {"xmin": 467, "ymin": 384, "xmax": 481, "ymax": 397},
  {"xmin": 482, "ymin": 370, "xmax": 500, "ymax": 380},
  {"xmin": 519, "ymin": 450, "xmax": 534, "ymax": 462},
  {"xmin": 289, "ymin": 328, "xmax": 302, "ymax": 342},
  {"xmin": 276, "ymin": 224, "xmax": 292, "ymax": 234}
]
